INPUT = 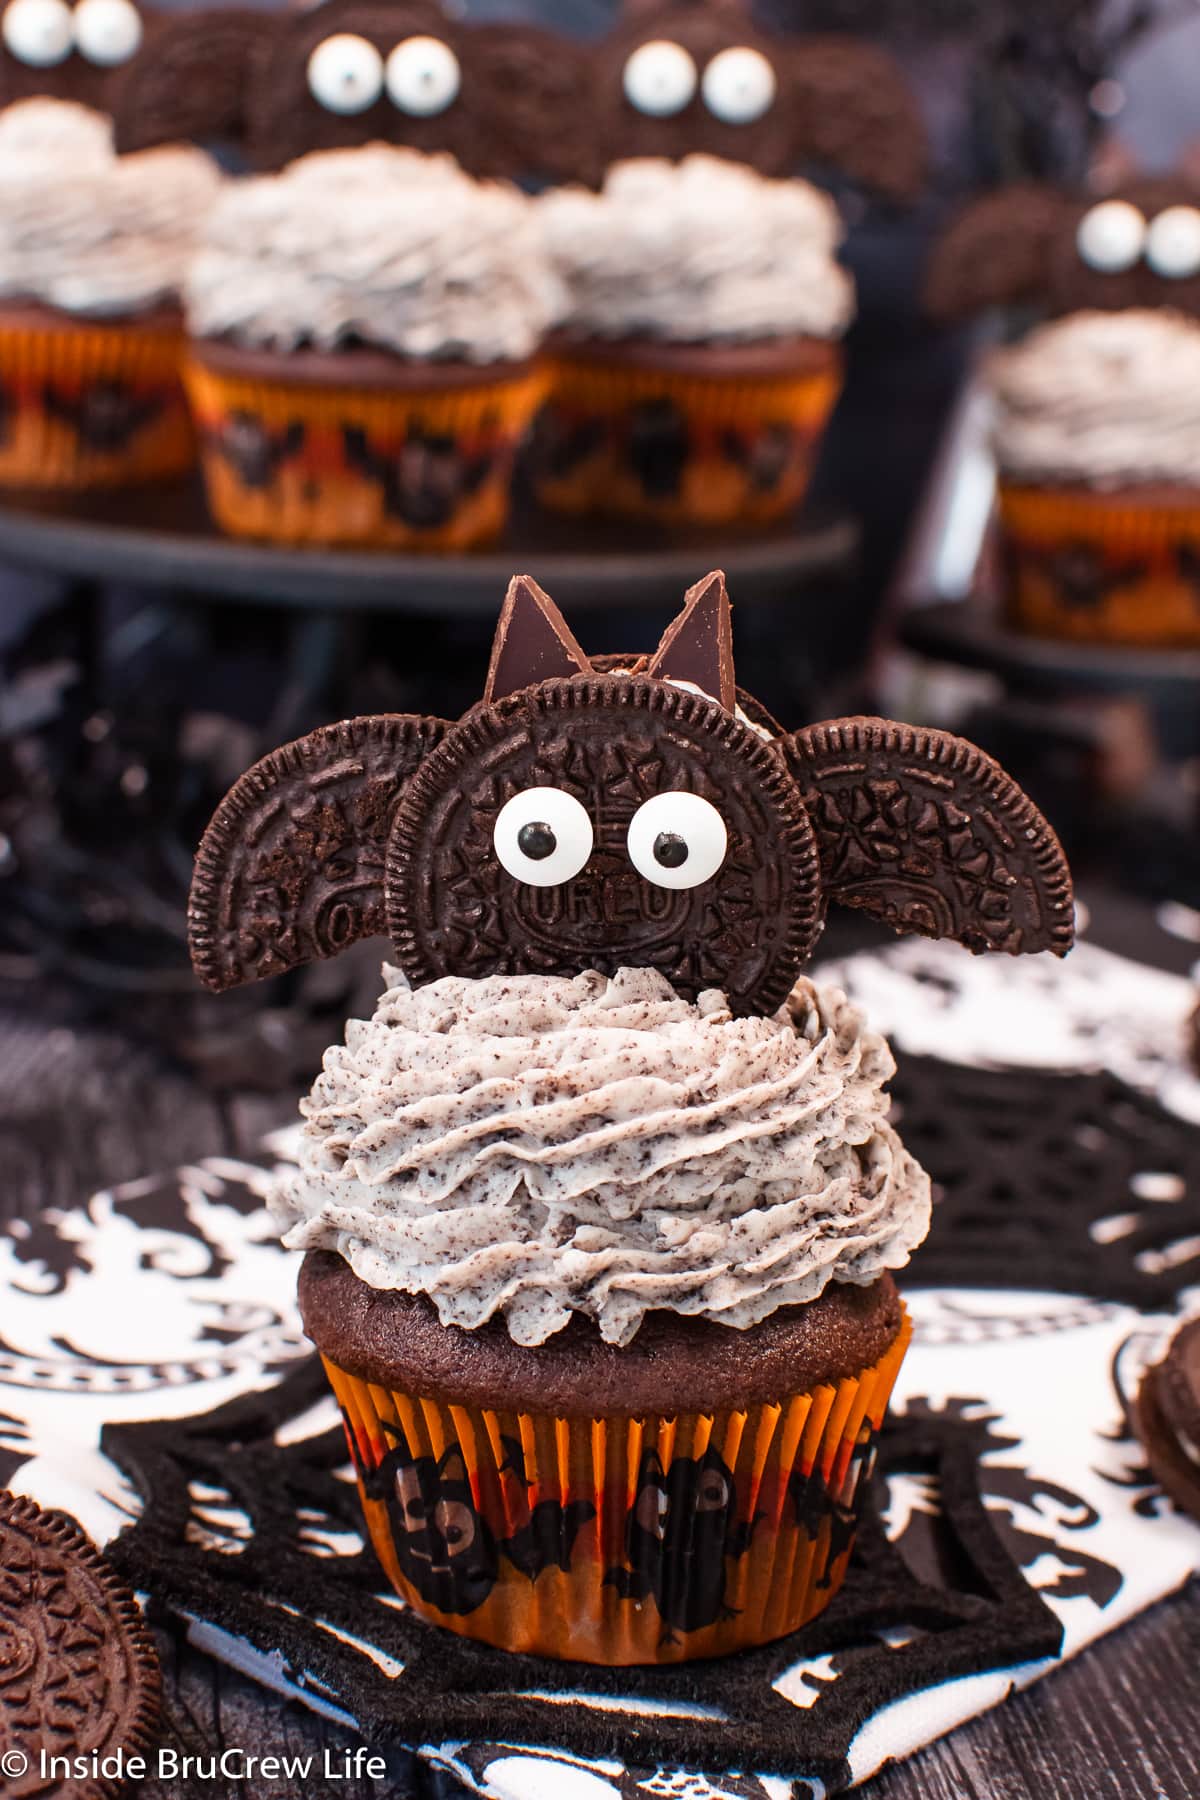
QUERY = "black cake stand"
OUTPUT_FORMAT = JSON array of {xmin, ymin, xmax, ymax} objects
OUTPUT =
[{"xmin": 0, "ymin": 475, "xmax": 858, "ymax": 614}]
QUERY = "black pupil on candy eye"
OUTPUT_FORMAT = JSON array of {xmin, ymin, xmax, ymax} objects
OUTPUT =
[
  {"xmin": 653, "ymin": 832, "xmax": 689, "ymax": 869},
  {"xmin": 517, "ymin": 821, "xmax": 557, "ymax": 861}
]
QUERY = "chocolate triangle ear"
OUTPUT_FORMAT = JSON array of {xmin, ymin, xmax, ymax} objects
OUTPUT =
[
  {"xmin": 924, "ymin": 183, "xmax": 1068, "ymax": 321},
  {"xmin": 783, "ymin": 718, "xmax": 1074, "ymax": 956},
  {"xmin": 110, "ymin": 9, "xmax": 270, "ymax": 154},
  {"xmin": 484, "ymin": 575, "xmax": 593, "ymax": 703},
  {"xmin": 646, "ymin": 571, "xmax": 735, "ymax": 712},
  {"xmin": 188, "ymin": 712, "xmax": 450, "ymax": 992},
  {"xmin": 786, "ymin": 38, "xmax": 926, "ymax": 203}
]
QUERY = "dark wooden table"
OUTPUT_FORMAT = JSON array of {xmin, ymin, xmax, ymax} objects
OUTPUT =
[{"xmin": 3, "ymin": 940, "xmax": 1198, "ymax": 1800}]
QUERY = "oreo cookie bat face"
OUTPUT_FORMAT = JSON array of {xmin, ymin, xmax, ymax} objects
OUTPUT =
[
  {"xmin": 927, "ymin": 176, "xmax": 1200, "ymax": 321},
  {"xmin": 597, "ymin": 3, "xmax": 794, "ymax": 176},
  {"xmin": 384, "ymin": 677, "xmax": 824, "ymax": 1017},
  {"xmin": 243, "ymin": 0, "xmax": 592, "ymax": 180},
  {"xmin": 0, "ymin": 0, "xmax": 149, "ymax": 113}
]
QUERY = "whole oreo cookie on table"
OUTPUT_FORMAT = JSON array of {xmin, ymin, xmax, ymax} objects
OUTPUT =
[
  {"xmin": 188, "ymin": 567, "xmax": 1074, "ymax": 1012},
  {"xmin": 0, "ymin": 1492, "xmax": 160, "ymax": 1798},
  {"xmin": 1136, "ymin": 1318, "xmax": 1200, "ymax": 1520}
]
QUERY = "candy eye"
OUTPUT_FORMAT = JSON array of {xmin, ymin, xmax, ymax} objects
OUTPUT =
[
  {"xmin": 493, "ymin": 787, "xmax": 593, "ymax": 887},
  {"xmin": 627, "ymin": 792, "xmax": 727, "ymax": 891},
  {"xmin": 1076, "ymin": 199, "xmax": 1146, "ymax": 273},
  {"xmin": 386, "ymin": 34, "xmax": 460, "ymax": 117},
  {"xmin": 306, "ymin": 32, "xmax": 384, "ymax": 115},
  {"xmin": 701, "ymin": 45, "xmax": 776, "ymax": 124},
  {"xmin": 73, "ymin": 0, "xmax": 140, "ymax": 67},
  {"xmin": 1145, "ymin": 204, "xmax": 1200, "ymax": 279},
  {"xmin": 622, "ymin": 38, "xmax": 697, "ymax": 118},
  {"xmin": 1, "ymin": 0, "xmax": 73, "ymax": 68}
]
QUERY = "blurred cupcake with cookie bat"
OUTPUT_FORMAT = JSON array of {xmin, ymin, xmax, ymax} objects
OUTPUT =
[
  {"xmin": 180, "ymin": 145, "xmax": 562, "ymax": 548},
  {"xmin": 0, "ymin": 0, "xmax": 223, "ymax": 488},
  {"xmin": 530, "ymin": 0, "xmax": 926, "ymax": 527},
  {"xmin": 926, "ymin": 147, "xmax": 1200, "ymax": 648}
]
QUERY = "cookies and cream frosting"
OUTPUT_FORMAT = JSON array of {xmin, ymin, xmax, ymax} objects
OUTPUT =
[
  {"xmin": 273, "ymin": 965, "xmax": 929, "ymax": 1348},
  {"xmin": 0, "ymin": 99, "xmax": 221, "ymax": 318},
  {"xmin": 537, "ymin": 155, "xmax": 855, "ymax": 344},
  {"xmin": 990, "ymin": 308, "xmax": 1200, "ymax": 488},
  {"xmin": 184, "ymin": 145, "xmax": 564, "ymax": 364}
]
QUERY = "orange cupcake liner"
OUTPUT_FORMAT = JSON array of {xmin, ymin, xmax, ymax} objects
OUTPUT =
[
  {"xmin": 184, "ymin": 358, "xmax": 546, "ymax": 548},
  {"xmin": 530, "ymin": 349, "xmax": 842, "ymax": 527},
  {"xmin": 324, "ymin": 1304, "xmax": 911, "ymax": 1666},
  {"xmin": 997, "ymin": 479, "xmax": 1200, "ymax": 647},
  {"xmin": 0, "ymin": 313, "xmax": 193, "ymax": 489}
]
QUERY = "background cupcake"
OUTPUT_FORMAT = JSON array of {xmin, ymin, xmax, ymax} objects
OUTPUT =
[
  {"xmin": 532, "ymin": 154, "xmax": 853, "ymax": 527},
  {"xmin": 0, "ymin": 97, "xmax": 220, "ymax": 488},
  {"xmin": 926, "ymin": 170, "xmax": 1200, "ymax": 647},
  {"xmin": 988, "ymin": 308, "xmax": 1200, "ymax": 647},
  {"xmin": 183, "ymin": 145, "xmax": 562, "ymax": 549}
]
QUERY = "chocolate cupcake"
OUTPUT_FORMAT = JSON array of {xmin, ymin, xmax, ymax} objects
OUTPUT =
[
  {"xmin": 280, "ymin": 968, "xmax": 922, "ymax": 1662},
  {"xmin": 187, "ymin": 572, "xmax": 1074, "ymax": 1664},
  {"xmin": 532, "ymin": 156, "xmax": 851, "ymax": 526},
  {"xmin": 182, "ymin": 145, "xmax": 561, "ymax": 548},
  {"xmin": 0, "ymin": 96, "xmax": 220, "ymax": 487}
]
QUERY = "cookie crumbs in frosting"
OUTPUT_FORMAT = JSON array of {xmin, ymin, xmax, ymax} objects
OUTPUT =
[
  {"xmin": 184, "ymin": 144, "xmax": 564, "ymax": 365},
  {"xmin": 272, "ymin": 964, "xmax": 930, "ymax": 1348},
  {"xmin": 0, "ymin": 98, "xmax": 221, "ymax": 318},
  {"xmin": 537, "ymin": 155, "xmax": 855, "ymax": 345}
]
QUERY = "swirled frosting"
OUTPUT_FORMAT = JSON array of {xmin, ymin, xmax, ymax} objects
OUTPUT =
[
  {"xmin": 0, "ymin": 99, "xmax": 222, "ymax": 317},
  {"xmin": 537, "ymin": 155, "xmax": 855, "ymax": 345},
  {"xmin": 184, "ymin": 145, "xmax": 564, "ymax": 364},
  {"xmin": 990, "ymin": 308, "xmax": 1200, "ymax": 488},
  {"xmin": 272, "ymin": 966, "xmax": 929, "ymax": 1348}
]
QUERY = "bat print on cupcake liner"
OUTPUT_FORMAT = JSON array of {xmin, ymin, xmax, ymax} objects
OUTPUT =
[
  {"xmin": 604, "ymin": 1447, "xmax": 754, "ymax": 1640},
  {"xmin": 341, "ymin": 1410, "xmax": 595, "ymax": 1616},
  {"xmin": 188, "ymin": 571, "xmax": 1074, "ymax": 1018}
]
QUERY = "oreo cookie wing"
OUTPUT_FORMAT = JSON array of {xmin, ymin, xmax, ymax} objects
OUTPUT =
[
  {"xmin": 110, "ymin": 7, "xmax": 271, "ymax": 156},
  {"xmin": 188, "ymin": 711, "xmax": 449, "ymax": 992},
  {"xmin": 923, "ymin": 183, "xmax": 1069, "ymax": 321},
  {"xmin": 785, "ymin": 36, "xmax": 927, "ymax": 204},
  {"xmin": 784, "ymin": 717, "xmax": 1074, "ymax": 956}
]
